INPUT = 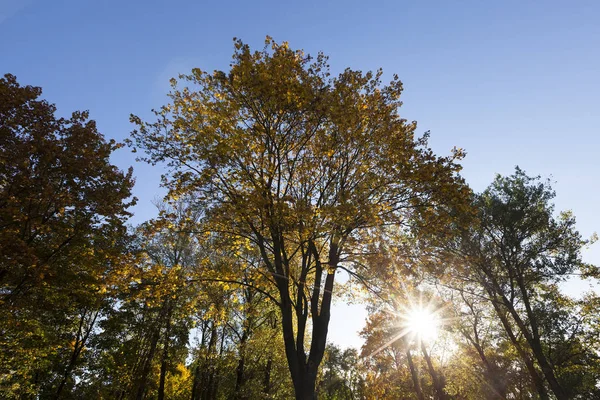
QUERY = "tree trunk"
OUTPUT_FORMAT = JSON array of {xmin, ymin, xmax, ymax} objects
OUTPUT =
[
  {"xmin": 406, "ymin": 348, "xmax": 425, "ymax": 400},
  {"xmin": 55, "ymin": 310, "xmax": 98, "ymax": 399},
  {"xmin": 420, "ymin": 342, "xmax": 449, "ymax": 400},
  {"xmin": 279, "ymin": 294, "xmax": 319, "ymax": 400},
  {"xmin": 134, "ymin": 329, "xmax": 161, "ymax": 400},
  {"xmin": 157, "ymin": 312, "xmax": 172, "ymax": 400},
  {"xmin": 263, "ymin": 356, "xmax": 273, "ymax": 395},
  {"xmin": 529, "ymin": 337, "xmax": 567, "ymax": 400},
  {"xmin": 471, "ymin": 341, "xmax": 507, "ymax": 399},
  {"xmin": 458, "ymin": 322, "xmax": 507, "ymax": 400},
  {"xmin": 199, "ymin": 323, "xmax": 218, "ymax": 400},
  {"xmin": 513, "ymin": 278, "xmax": 568, "ymax": 400},
  {"xmin": 235, "ymin": 354, "xmax": 246, "ymax": 396},
  {"xmin": 135, "ymin": 305, "xmax": 167, "ymax": 400},
  {"xmin": 481, "ymin": 266, "xmax": 565, "ymax": 400},
  {"xmin": 279, "ymin": 273, "xmax": 336, "ymax": 400},
  {"xmin": 190, "ymin": 322, "xmax": 210, "ymax": 400},
  {"xmin": 190, "ymin": 362, "xmax": 202, "ymax": 400},
  {"xmin": 268, "ymin": 235, "xmax": 338, "ymax": 400},
  {"xmin": 489, "ymin": 298, "xmax": 549, "ymax": 400}
]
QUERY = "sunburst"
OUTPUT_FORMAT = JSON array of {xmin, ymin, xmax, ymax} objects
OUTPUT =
[
  {"xmin": 403, "ymin": 305, "xmax": 440, "ymax": 342},
  {"xmin": 368, "ymin": 289, "xmax": 450, "ymax": 358}
]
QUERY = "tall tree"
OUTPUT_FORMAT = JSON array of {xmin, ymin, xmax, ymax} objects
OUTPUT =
[
  {"xmin": 129, "ymin": 37, "xmax": 468, "ymax": 399},
  {"xmin": 456, "ymin": 168, "xmax": 598, "ymax": 399},
  {"xmin": 0, "ymin": 74, "xmax": 135, "ymax": 398}
]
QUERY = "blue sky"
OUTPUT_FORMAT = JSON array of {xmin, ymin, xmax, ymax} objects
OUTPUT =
[{"xmin": 2, "ymin": 0, "xmax": 598, "ymax": 349}]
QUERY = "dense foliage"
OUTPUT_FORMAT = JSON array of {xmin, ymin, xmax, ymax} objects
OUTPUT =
[
  {"xmin": 1, "ymin": 38, "xmax": 598, "ymax": 400},
  {"xmin": 0, "ymin": 74, "xmax": 135, "ymax": 398}
]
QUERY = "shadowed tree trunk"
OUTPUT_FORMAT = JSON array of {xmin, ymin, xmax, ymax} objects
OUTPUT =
[
  {"xmin": 196, "ymin": 322, "xmax": 218, "ymax": 400},
  {"xmin": 457, "ymin": 292, "xmax": 507, "ymax": 400},
  {"xmin": 157, "ymin": 309, "xmax": 172, "ymax": 400},
  {"xmin": 263, "ymin": 356, "xmax": 273, "ymax": 395},
  {"xmin": 420, "ymin": 342, "xmax": 449, "ymax": 400},
  {"xmin": 488, "ymin": 295, "xmax": 549, "ymax": 400},
  {"xmin": 55, "ymin": 309, "xmax": 98, "ymax": 399},
  {"xmin": 235, "ymin": 327, "xmax": 248, "ymax": 398},
  {"xmin": 406, "ymin": 348, "xmax": 425, "ymax": 400},
  {"xmin": 135, "ymin": 301, "xmax": 171, "ymax": 400}
]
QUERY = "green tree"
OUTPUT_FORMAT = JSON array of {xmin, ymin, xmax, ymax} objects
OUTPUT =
[
  {"xmin": 456, "ymin": 168, "xmax": 599, "ymax": 399},
  {"xmin": 129, "ymin": 37, "xmax": 467, "ymax": 399},
  {"xmin": 317, "ymin": 344, "xmax": 365, "ymax": 399},
  {"xmin": 0, "ymin": 74, "xmax": 135, "ymax": 398},
  {"xmin": 79, "ymin": 199, "xmax": 202, "ymax": 400}
]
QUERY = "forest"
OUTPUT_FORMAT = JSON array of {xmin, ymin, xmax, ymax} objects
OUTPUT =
[{"xmin": 1, "ymin": 38, "xmax": 599, "ymax": 400}]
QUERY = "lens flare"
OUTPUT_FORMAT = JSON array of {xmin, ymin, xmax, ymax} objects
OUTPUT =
[
  {"xmin": 366, "ymin": 291, "xmax": 449, "ymax": 359},
  {"xmin": 404, "ymin": 306, "xmax": 440, "ymax": 342}
]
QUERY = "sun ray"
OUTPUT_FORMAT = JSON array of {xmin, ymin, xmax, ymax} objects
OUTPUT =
[
  {"xmin": 404, "ymin": 306, "xmax": 440, "ymax": 342},
  {"xmin": 368, "ymin": 327, "xmax": 413, "ymax": 358},
  {"xmin": 364, "ymin": 288, "xmax": 459, "ymax": 363}
]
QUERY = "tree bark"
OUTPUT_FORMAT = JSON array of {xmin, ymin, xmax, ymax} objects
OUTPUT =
[
  {"xmin": 198, "ymin": 322, "xmax": 218, "ymax": 400},
  {"xmin": 261, "ymin": 227, "xmax": 339, "ymax": 399},
  {"xmin": 190, "ymin": 362, "xmax": 201, "ymax": 400},
  {"xmin": 514, "ymin": 277, "xmax": 567, "ymax": 400},
  {"xmin": 279, "ymin": 271, "xmax": 336, "ymax": 400},
  {"xmin": 263, "ymin": 356, "xmax": 273, "ymax": 395},
  {"xmin": 134, "ymin": 328, "xmax": 161, "ymax": 400},
  {"xmin": 135, "ymin": 301, "xmax": 170, "ymax": 400},
  {"xmin": 406, "ymin": 348, "xmax": 425, "ymax": 400},
  {"xmin": 420, "ymin": 342, "xmax": 449, "ymax": 400},
  {"xmin": 489, "ymin": 297, "xmax": 549, "ymax": 400},
  {"xmin": 235, "ymin": 318, "xmax": 250, "ymax": 397},
  {"xmin": 157, "ymin": 311, "xmax": 172, "ymax": 400}
]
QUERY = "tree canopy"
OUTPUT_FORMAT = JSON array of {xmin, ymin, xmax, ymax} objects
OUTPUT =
[
  {"xmin": 0, "ymin": 73, "xmax": 136, "ymax": 397},
  {"xmin": 2, "ymin": 39, "xmax": 599, "ymax": 400},
  {"xmin": 129, "ymin": 37, "xmax": 468, "ymax": 399}
]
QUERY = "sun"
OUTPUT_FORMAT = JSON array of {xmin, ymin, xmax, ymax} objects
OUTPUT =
[
  {"xmin": 366, "ymin": 293, "xmax": 447, "ymax": 358},
  {"xmin": 403, "ymin": 306, "xmax": 440, "ymax": 343}
]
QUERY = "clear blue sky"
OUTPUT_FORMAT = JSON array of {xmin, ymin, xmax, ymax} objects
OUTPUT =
[{"xmin": 2, "ymin": 0, "xmax": 599, "ymax": 349}]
